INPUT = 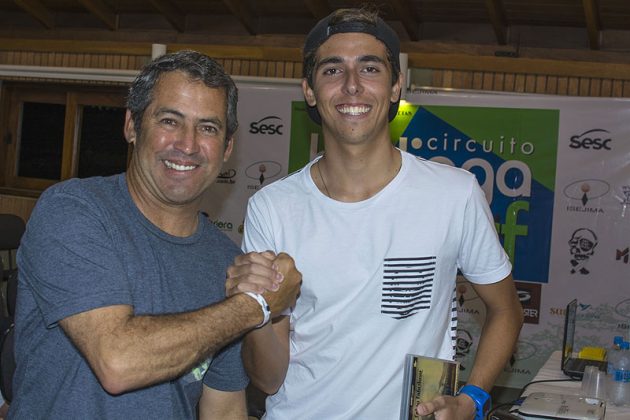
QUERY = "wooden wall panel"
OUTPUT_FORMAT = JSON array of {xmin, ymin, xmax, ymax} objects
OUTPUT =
[
  {"xmin": 0, "ymin": 194, "xmax": 37, "ymax": 223},
  {"xmin": 4, "ymin": 48, "xmax": 630, "ymax": 96},
  {"xmin": 492, "ymin": 72, "xmax": 505, "ymax": 91},
  {"xmin": 423, "ymin": 69, "xmax": 630, "ymax": 98},
  {"xmin": 545, "ymin": 76, "xmax": 557, "ymax": 94},
  {"xmin": 503, "ymin": 73, "xmax": 515, "ymax": 92},
  {"xmin": 0, "ymin": 50, "xmax": 147, "ymax": 71}
]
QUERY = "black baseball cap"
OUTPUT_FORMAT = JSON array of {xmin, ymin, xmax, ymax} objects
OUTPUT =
[{"xmin": 303, "ymin": 10, "xmax": 402, "ymax": 125}]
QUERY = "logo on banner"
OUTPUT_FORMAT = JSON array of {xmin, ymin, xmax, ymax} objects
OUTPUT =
[
  {"xmin": 217, "ymin": 168, "xmax": 237, "ymax": 184},
  {"xmin": 455, "ymin": 280, "xmax": 481, "ymax": 315},
  {"xmin": 245, "ymin": 160, "xmax": 282, "ymax": 189},
  {"xmin": 515, "ymin": 281, "xmax": 541, "ymax": 324},
  {"xmin": 569, "ymin": 129, "xmax": 612, "ymax": 150},
  {"xmin": 615, "ymin": 299, "xmax": 630, "ymax": 321},
  {"xmin": 563, "ymin": 179, "xmax": 609, "ymax": 212},
  {"xmin": 390, "ymin": 104, "xmax": 559, "ymax": 283},
  {"xmin": 455, "ymin": 329, "xmax": 473, "ymax": 371},
  {"xmin": 249, "ymin": 116, "xmax": 284, "ymax": 135},
  {"xmin": 568, "ymin": 228, "xmax": 598, "ymax": 274},
  {"xmin": 503, "ymin": 341, "xmax": 534, "ymax": 376},
  {"xmin": 212, "ymin": 219, "xmax": 234, "ymax": 232},
  {"xmin": 616, "ymin": 248, "xmax": 629, "ymax": 264},
  {"xmin": 616, "ymin": 185, "xmax": 630, "ymax": 209}
]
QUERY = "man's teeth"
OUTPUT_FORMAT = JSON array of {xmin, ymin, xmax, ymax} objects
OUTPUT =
[
  {"xmin": 164, "ymin": 160, "xmax": 196, "ymax": 171},
  {"xmin": 338, "ymin": 105, "xmax": 370, "ymax": 115}
]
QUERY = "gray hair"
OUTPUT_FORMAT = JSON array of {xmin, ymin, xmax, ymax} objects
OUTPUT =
[{"xmin": 127, "ymin": 50, "xmax": 238, "ymax": 143}]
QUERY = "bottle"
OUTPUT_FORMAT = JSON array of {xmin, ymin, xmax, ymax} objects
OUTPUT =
[
  {"xmin": 607, "ymin": 341, "xmax": 630, "ymax": 406},
  {"xmin": 607, "ymin": 336, "xmax": 623, "ymax": 376},
  {"xmin": 614, "ymin": 336, "xmax": 624, "ymax": 350}
]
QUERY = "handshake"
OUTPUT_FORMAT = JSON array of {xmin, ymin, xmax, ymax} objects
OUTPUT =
[{"xmin": 226, "ymin": 251, "xmax": 302, "ymax": 323}]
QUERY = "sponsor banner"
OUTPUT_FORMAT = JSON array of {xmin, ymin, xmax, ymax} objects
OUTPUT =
[
  {"xmin": 392, "ymin": 102, "xmax": 558, "ymax": 284},
  {"xmin": 200, "ymin": 80, "xmax": 304, "ymax": 244},
  {"xmin": 516, "ymin": 281, "xmax": 542, "ymax": 325},
  {"xmin": 402, "ymin": 90, "xmax": 630, "ymax": 388},
  {"xmin": 201, "ymin": 80, "xmax": 630, "ymax": 389}
]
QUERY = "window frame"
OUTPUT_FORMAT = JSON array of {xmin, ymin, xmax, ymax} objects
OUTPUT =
[{"xmin": 0, "ymin": 82, "xmax": 130, "ymax": 195}]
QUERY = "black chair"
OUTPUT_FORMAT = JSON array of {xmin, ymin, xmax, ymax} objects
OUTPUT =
[
  {"xmin": 0, "ymin": 325, "xmax": 14, "ymax": 403},
  {"xmin": 0, "ymin": 261, "xmax": 7, "ymax": 334},
  {"xmin": 0, "ymin": 270, "xmax": 17, "ymax": 403},
  {"xmin": 0, "ymin": 214, "xmax": 25, "ymax": 282}
]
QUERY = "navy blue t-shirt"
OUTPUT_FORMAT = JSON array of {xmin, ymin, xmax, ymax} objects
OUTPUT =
[{"xmin": 9, "ymin": 174, "xmax": 248, "ymax": 419}]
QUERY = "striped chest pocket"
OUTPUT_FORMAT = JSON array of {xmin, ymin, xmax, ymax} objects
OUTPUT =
[{"xmin": 381, "ymin": 257, "xmax": 436, "ymax": 320}]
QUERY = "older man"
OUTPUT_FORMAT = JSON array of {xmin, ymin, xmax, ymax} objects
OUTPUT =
[{"xmin": 10, "ymin": 50, "xmax": 300, "ymax": 419}]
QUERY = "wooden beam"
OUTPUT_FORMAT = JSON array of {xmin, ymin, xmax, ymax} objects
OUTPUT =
[
  {"xmin": 582, "ymin": 0, "xmax": 601, "ymax": 50},
  {"xmin": 389, "ymin": 0, "xmax": 420, "ymax": 41},
  {"xmin": 484, "ymin": 0, "xmax": 508, "ymax": 45},
  {"xmin": 148, "ymin": 0, "xmax": 186, "ymax": 33},
  {"xmin": 3, "ymin": 38, "xmax": 630, "ymax": 82},
  {"xmin": 0, "ymin": 38, "xmax": 152, "ymax": 55},
  {"xmin": 77, "ymin": 0, "xmax": 117, "ymax": 31},
  {"xmin": 221, "ymin": 0, "xmax": 257, "ymax": 35},
  {"xmin": 304, "ymin": 0, "xmax": 331, "ymax": 20},
  {"xmin": 12, "ymin": 0, "xmax": 55, "ymax": 29}
]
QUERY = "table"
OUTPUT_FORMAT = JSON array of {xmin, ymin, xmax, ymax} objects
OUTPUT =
[{"xmin": 516, "ymin": 351, "xmax": 630, "ymax": 419}]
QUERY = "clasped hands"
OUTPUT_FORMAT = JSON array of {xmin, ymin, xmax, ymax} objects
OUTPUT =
[{"xmin": 226, "ymin": 251, "xmax": 302, "ymax": 318}]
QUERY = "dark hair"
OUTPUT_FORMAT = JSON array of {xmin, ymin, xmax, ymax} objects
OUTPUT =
[
  {"xmin": 127, "ymin": 50, "xmax": 238, "ymax": 142},
  {"xmin": 301, "ymin": 7, "xmax": 402, "ymax": 125},
  {"xmin": 302, "ymin": 6, "xmax": 401, "ymax": 88}
]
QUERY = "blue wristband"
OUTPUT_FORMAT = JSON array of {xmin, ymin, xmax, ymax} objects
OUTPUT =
[{"xmin": 457, "ymin": 384, "xmax": 491, "ymax": 420}]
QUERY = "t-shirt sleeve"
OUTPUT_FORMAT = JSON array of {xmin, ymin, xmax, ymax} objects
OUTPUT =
[
  {"xmin": 457, "ymin": 176, "xmax": 512, "ymax": 284},
  {"xmin": 18, "ymin": 189, "xmax": 131, "ymax": 327},
  {"xmin": 242, "ymin": 193, "xmax": 277, "ymax": 253},
  {"xmin": 202, "ymin": 339, "xmax": 248, "ymax": 391}
]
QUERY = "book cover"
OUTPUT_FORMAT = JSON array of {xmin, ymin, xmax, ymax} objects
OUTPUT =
[{"xmin": 400, "ymin": 354, "xmax": 460, "ymax": 420}]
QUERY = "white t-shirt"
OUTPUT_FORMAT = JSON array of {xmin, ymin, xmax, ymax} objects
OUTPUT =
[{"xmin": 243, "ymin": 150, "xmax": 511, "ymax": 420}]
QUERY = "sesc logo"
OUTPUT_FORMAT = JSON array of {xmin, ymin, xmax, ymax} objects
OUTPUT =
[
  {"xmin": 569, "ymin": 129, "xmax": 612, "ymax": 150},
  {"xmin": 249, "ymin": 116, "xmax": 284, "ymax": 135}
]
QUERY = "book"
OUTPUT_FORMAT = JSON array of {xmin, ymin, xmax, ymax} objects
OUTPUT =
[{"xmin": 400, "ymin": 354, "xmax": 460, "ymax": 420}]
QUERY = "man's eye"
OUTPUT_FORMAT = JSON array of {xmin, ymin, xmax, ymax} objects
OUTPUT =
[
  {"xmin": 363, "ymin": 66, "xmax": 379, "ymax": 73},
  {"xmin": 160, "ymin": 118, "xmax": 177, "ymax": 126},
  {"xmin": 201, "ymin": 126, "xmax": 218, "ymax": 134},
  {"xmin": 323, "ymin": 68, "xmax": 340, "ymax": 76}
]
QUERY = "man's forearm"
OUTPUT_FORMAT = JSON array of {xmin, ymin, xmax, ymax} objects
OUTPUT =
[
  {"xmin": 242, "ymin": 318, "xmax": 290, "ymax": 395},
  {"xmin": 61, "ymin": 293, "xmax": 263, "ymax": 394},
  {"xmin": 198, "ymin": 386, "xmax": 247, "ymax": 419},
  {"xmin": 465, "ymin": 302, "xmax": 523, "ymax": 390}
]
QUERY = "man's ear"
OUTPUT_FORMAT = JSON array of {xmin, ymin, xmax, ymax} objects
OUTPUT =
[
  {"xmin": 123, "ymin": 109, "xmax": 137, "ymax": 144},
  {"xmin": 391, "ymin": 71, "xmax": 404, "ymax": 103},
  {"xmin": 302, "ymin": 79, "xmax": 317, "ymax": 107},
  {"xmin": 223, "ymin": 137, "xmax": 234, "ymax": 162}
]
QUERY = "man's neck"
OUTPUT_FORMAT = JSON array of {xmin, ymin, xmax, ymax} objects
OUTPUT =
[
  {"xmin": 126, "ymin": 173, "xmax": 200, "ymax": 237},
  {"xmin": 313, "ymin": 142, "xmax": 401, "ymax": 203}
]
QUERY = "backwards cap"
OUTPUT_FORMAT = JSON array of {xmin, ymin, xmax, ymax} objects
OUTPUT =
[{"xmin": 303, "ymin": 10, "xmax": 402, "ymax": 125}]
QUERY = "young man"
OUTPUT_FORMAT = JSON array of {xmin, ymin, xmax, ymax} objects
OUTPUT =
[
  {"xmin": 233, "ymin": 7, "xmax": 524, "ymax": 420},
  {"xmin": 9, "ymin": 50, "xmax": 301, "ymax": 419}
]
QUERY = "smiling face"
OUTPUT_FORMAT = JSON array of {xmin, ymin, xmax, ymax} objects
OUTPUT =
[
  {"xmin": 125, "ymin": 70, "xmax": 233, "ymax": 218},
  {"xmin": 303, "ymin": 32, "xmax": 401, "ymax": 146}
]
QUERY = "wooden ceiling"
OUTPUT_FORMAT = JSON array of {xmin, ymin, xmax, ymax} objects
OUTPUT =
[{"xmin": 2, "ymin": 0, "xmax": 630, "ymax": 53}]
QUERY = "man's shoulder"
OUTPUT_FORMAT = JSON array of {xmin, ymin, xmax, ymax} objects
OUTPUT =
[
  {"xmin": 42, "ymin": 174, "xmax": 123, "ymax": 202},
  {"xmin": 404, "ymin": 152, "xmax": 475, "ymax": 184},
  {"xmin": 32, "ymin": 174, "xmax": 126, "ymax": 225},
  {"xmin": 251, "ymin": 164, "xmax": 309, "ymax": 199}
]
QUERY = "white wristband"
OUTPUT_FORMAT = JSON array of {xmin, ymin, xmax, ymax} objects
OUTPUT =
[{"xmin": 244, "ymin": 292, "xmax": 271, "ymax": 328}]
